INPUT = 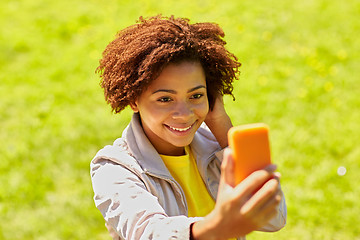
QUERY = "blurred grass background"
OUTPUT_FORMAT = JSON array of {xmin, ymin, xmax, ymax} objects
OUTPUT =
[{"xmin": 1, "ymin": 0, "xmax": 359, "ymax": 239}]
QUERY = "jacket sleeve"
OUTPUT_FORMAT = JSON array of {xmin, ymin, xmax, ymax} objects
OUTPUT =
[{"xmin": 90, "ymin": 159, "xmax": 201, "ymax": 240}]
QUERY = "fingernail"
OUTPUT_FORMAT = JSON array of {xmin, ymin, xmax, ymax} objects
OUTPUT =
[{"xmin": 265, "ymin": 164, "xmax": 277, "ymax": 172}]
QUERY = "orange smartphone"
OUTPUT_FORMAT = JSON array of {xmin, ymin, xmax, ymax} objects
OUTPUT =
[{"xmin": 228, "ymin": 123, "xmax": 272, "ymax": 185}]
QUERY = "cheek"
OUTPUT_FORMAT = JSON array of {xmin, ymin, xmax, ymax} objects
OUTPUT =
[{"xmin": 143, "ymin": 105, "xmax": 172, "ymax": 121}]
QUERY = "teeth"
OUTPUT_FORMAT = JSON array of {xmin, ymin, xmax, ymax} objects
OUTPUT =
[{"xmin": 169, "ymin": 125, "xmax": 192, "ymax": 132}]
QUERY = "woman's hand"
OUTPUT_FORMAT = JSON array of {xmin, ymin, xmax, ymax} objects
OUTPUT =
[
  {"xmin": 205, "ymin": 95, "xmax": 233, "ymax": 148},
  {"xmin": 205, "ymin": 95, "xmax": 228, "ymax": 125},
  {"xmin": 192, "ymin": 148, "xmax": 282, "ymax": 240}
]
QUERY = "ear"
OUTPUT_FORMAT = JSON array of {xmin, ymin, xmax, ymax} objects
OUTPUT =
[{"xmin": 129, "ymin": 101, "xmax": 139, "ymax": 113}]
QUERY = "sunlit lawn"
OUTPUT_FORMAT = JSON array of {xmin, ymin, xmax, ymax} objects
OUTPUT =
[{"xmin": 1, "ymin": 0, "xmax": 359, "ymax": 239}]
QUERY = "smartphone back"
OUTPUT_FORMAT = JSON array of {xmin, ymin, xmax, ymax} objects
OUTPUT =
[{"xmin": 228, "ymin": 123, "xmax": 272, "ymax": 185}]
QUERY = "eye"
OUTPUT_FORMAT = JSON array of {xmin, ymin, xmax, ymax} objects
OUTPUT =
[
  {"xmin": 190, "ymin": 93, "xmax": 204, "ymax": 99},
  {"xmin": 157, "ymin": 97, "xmax": 172, "ymax": 103}
]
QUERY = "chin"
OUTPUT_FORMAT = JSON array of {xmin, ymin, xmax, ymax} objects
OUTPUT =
[{"xmin": 172, "ymin": 138, "xmax": 193, "ymax": 148}]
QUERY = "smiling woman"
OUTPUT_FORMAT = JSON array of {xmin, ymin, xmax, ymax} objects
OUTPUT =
[{"xmin": 91, "ymin": 15, "xmax": 286, "ymax": 240}]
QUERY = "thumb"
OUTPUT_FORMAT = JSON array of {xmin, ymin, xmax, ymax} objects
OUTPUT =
[{"xmin": 220, "ymin": 148, "xmax": 236, "ymax": 188}]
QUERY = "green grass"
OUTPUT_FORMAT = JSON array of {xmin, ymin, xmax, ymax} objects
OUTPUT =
[{"xmin": 1, "ymin": 0, "xmax": 359, "ymax": 239}]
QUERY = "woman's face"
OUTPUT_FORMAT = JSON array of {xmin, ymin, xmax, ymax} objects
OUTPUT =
[{"xmin": 131, "ymin": 61, "xmax": 209, "ymax": 156}]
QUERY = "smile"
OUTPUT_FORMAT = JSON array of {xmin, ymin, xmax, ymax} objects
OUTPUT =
[
  {"xmin": 169, "ymin": 125, "xmax": 192, "ymax": 132},
  {"xmin": 165, "ymin": 121, "xmax": 196, "ymax": 133}
]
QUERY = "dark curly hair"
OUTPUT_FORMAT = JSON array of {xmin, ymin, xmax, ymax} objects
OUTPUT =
[{"xmin": 96, "ymin": 15, "xmax": 241, "ymax": 113}]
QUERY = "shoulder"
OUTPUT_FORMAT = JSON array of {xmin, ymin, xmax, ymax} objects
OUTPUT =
[{"xmin": 91, "ymin": 137, "xmax": 144, "ymax": 176}]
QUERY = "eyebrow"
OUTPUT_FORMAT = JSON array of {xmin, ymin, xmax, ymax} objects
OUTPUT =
[{"xmin": 152, "ymin": 85, "xmax": 206, "ymax": 95}]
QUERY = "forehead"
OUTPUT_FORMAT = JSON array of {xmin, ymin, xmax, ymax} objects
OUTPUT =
[{"xmin": 148, "ymin": 61, "xmax": 206, "ymax": 90}]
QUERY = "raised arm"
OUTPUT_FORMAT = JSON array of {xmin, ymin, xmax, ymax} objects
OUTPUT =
[
  {"xmin": 191, "ymin": 148, "xmax": 285, "ymax": 240},
  {"xmin": 204, "ymin": 96, "xmax": 233, "ymax": 148}
]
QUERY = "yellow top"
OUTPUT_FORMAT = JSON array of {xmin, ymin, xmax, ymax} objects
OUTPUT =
[{"xmin": 160, "ymin": 146, "xmax": 215, "ymax": 217}]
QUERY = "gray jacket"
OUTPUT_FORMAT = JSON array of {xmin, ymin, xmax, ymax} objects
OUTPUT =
[{"xmin": 90, "ymin": 113, "xmax": 287, "ymax": 239}]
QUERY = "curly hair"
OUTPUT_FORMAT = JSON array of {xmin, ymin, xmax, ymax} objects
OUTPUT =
[{"xmin": 96, "ymin": 15, "xmax": 241, "ymax": 113}]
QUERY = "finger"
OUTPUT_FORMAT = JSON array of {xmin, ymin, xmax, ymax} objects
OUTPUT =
[
  {"xmin": 217, "ymin": 94, "xmax": 224, "ymax": 104},
  {"xmin": 233, "ymin": 164, "xmax": 277, "ymax": 199},
  {"xmin": 255, "ymin": 189, "xmax": 282, "ymax": 223},
  {"xmin": 219, "ymin": 148, "xmax": 229, "ymax": 191},
  {"xmin": 260, "ymin": 188, "xmax": 282, "ymax": 212},
  {"xmin": 223, "ymin": 148, "xmax": 235, "ymax": 187},
  {"xmin": 240, "ymin": 177, "xmax": 280, "ymax": 215},
  {"xmin": 251, "ymin": 178, "xmax": 281, "ymax": 212}
]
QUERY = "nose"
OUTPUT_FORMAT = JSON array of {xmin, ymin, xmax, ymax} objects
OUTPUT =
[{"xmin": 172, "ymin": 101, "xmax": 194, "ymax": 120}]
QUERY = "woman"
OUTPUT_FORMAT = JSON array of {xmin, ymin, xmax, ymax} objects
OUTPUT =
[{"xmin": 91, "ymin": 15, "xmax": 286, "ymax": 240}]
